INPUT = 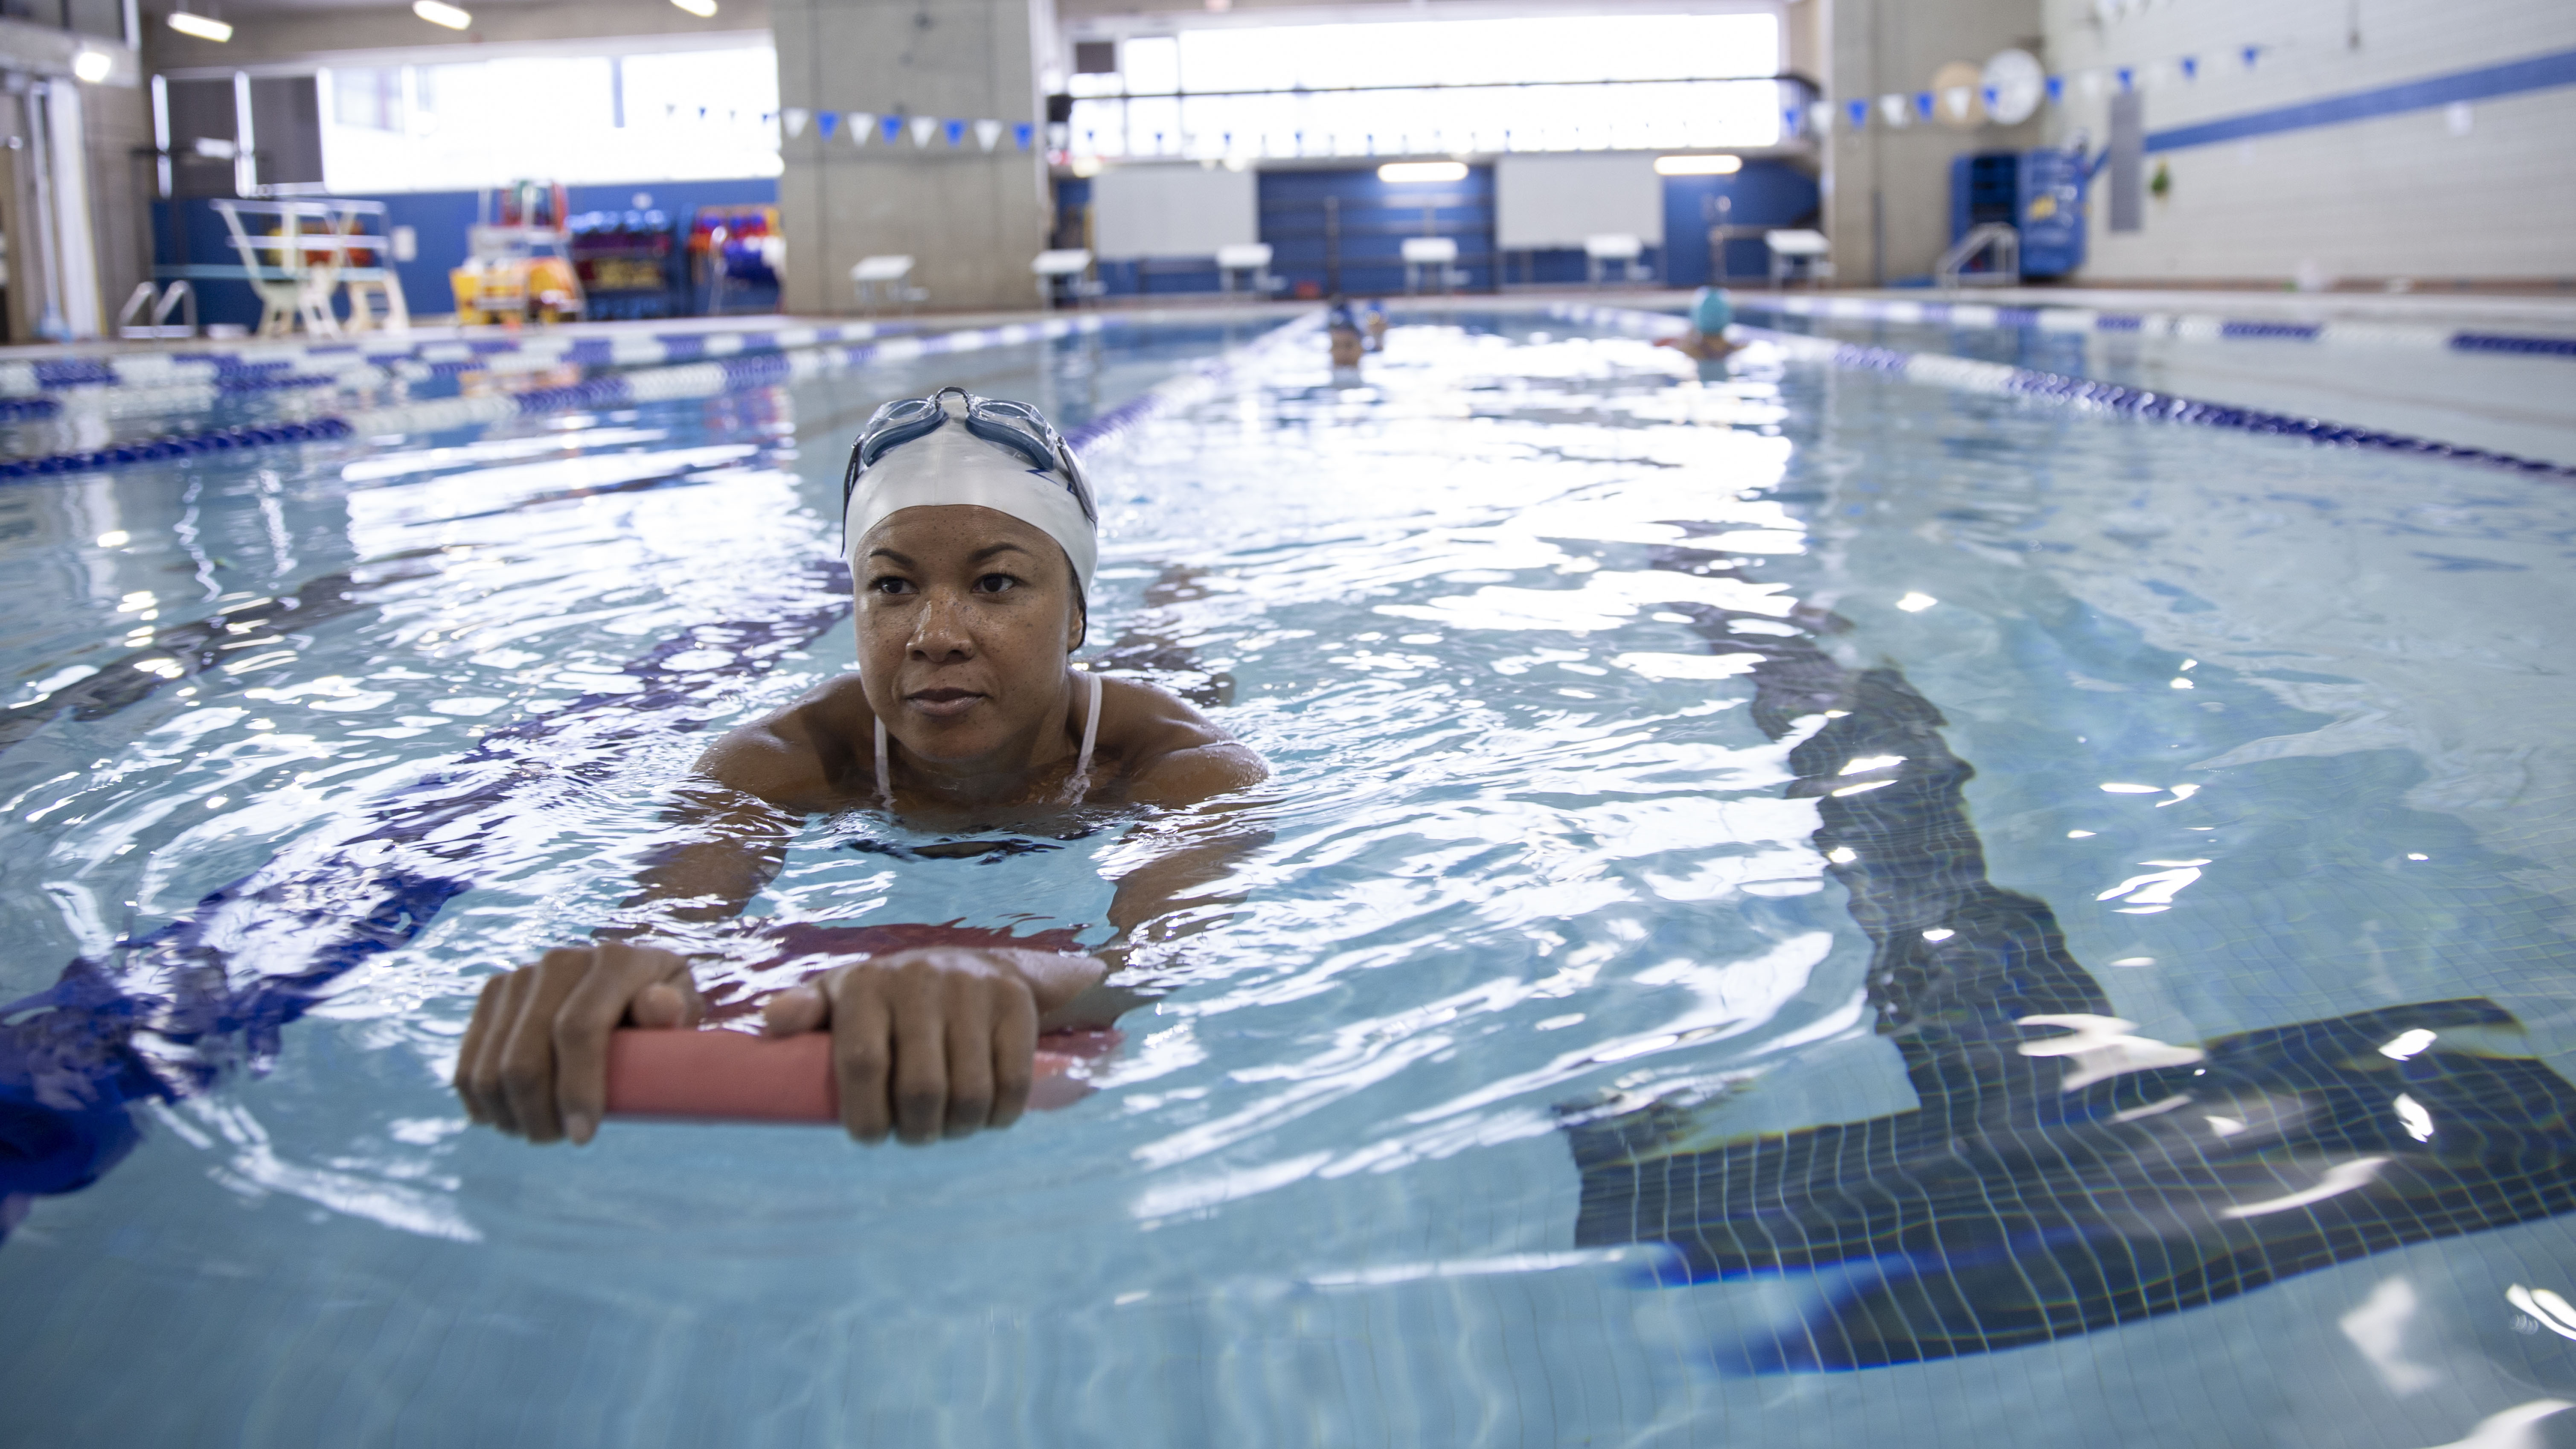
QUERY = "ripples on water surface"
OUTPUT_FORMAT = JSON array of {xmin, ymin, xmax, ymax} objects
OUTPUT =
[{"xmin": 2, "ymin": 315, "xmax": 2573, "ymax": 1447}]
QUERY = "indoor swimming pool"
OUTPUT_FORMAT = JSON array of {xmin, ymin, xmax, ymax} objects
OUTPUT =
[{"xmin": 2, "ymin": 310, "xmax": 2572, "ymax": 1447}]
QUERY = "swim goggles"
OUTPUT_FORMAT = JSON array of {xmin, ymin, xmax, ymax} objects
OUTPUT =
[{"xmin": 842, "ymin": 385, "xmax": 1096, "ymax": 524}]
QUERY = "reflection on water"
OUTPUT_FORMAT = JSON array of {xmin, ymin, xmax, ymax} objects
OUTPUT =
[{"xmin": 2, "ymin": 316, "xmax": 2573, "ymax": 1447}]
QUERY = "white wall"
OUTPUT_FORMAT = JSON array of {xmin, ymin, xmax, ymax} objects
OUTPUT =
[
  {"xmin": 2043, "ymin": 0, "xmax": 2576, "ymax": 285},
  {"xmin": 1495, "ymin": 154, "xmax": 1662, "ymax": 250},
  {"xmin": 1091, "ymin": 163, "xmax": 1256, "ymax": 256}
]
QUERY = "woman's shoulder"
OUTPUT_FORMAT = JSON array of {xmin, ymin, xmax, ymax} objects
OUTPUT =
[
  {"xmin": 1092, "ymin": 672, "xmax": 1268, "ymax": 806},
  {"xmin": 693, "ymin": 674, "xmax": 876, "ymax": 809}
]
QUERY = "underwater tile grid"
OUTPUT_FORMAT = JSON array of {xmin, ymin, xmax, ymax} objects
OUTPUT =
[{"xmin": 0, "ymin": 309, "xmax": 2572, "ymax": 1447}]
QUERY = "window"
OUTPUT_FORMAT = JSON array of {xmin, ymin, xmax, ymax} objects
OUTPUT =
[
  {"xmin": 332, "ymin": 68, "xmax": 403, "ymax": 132},
  {"xmin": 319, "ymin": 46, "xmax": 781, "ymax": 193},
  {"xmin": 1064, "ymin": 12, "xmax": 1785, "ymax": 160}
]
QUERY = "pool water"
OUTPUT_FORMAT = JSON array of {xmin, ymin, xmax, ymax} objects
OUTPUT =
[{"xmin": 3, "ymin": 312, "xmax": 2573, "ymax": 1447}]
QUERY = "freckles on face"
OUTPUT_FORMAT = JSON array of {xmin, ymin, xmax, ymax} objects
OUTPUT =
[{"xmin": 854, "ymin": 505, "xmax": 1083, "ymax": 755}]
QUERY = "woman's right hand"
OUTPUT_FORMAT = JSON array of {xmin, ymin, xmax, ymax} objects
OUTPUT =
[
  {"xmin": 454, "ymin": 942, "xmax": 704, "ymax": 1146},
  {"xmin": 760, "ymin": 947, "xmax": 1107, "ymax": 1145}
]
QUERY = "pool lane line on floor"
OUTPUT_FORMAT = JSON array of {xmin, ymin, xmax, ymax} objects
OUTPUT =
[
  {"xmin": 0, "ymin": 310, "xmax": 1318, "ymax": 1234},
  {"xmin": 1546, "ymin": 301, "xmax": 2576, "ymax": 480},
  {"xmin": 1719, "ymin": 292, "xmax": 2576, "ymax": 358},
  {"xmin": 1558, "ymin": 549, "xmax": 2576, "ymax": 1371},
  {"xmin": 0, "ymin": 314, "xmax": 1142, "ymax": 482}
]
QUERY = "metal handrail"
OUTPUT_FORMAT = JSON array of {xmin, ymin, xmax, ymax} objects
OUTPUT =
[
  {"xmin": 1936, "ymin": 223, "xmax": 2021, "ymax": 290},
  {"xmin": 117, "ymin": 280, "xmax": 198, "ymax": 339}
]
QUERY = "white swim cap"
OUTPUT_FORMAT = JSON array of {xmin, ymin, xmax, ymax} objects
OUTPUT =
[{"xmin": 842, "ymin": 390, "xmax": 1097, "ymax": 600}]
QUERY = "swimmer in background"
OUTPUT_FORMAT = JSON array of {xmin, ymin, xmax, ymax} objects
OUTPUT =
[
  {"xmin": 1654, "ymin": 285, "xmax": 1739, "ymax": 363},
  {"xmin": 1361, "ymin": 299, "xmax": 1388, "ymax": 352},
  {"xmin": 453, "ymin": 387, "xmax": 1269, "ymax": 1149},
  {"xmin": 1326, "ymin": 296, "xmax": 1367, "ymax": 370}
]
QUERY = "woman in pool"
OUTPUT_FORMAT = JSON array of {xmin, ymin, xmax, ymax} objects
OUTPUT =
[
  {"xmin": 1654, "ymin": 285, "xmax": 1739, "ymax": 363},
  {"xmin": 454, "ymin": 387, "xmax": 1269, "ymax": 1150}
]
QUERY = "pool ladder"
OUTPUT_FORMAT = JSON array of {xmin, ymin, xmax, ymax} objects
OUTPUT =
[{"xmin": 1936, "ymin": 223, "xmax": 2021, "ymax": 290}]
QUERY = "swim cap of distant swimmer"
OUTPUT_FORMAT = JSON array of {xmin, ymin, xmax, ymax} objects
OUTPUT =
[
  {"xmin": 842, "ymin": 387, "xmax": 1098, "ymax": 598},
  {"xmin": 1691, "ymin": 287, "xmax": 1734, "ymax": 335}
]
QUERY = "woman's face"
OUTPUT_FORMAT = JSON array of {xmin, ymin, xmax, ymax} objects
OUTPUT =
[{"xmin": 856, "ymin": 504, "xmax": 1084, "ymax": 768}]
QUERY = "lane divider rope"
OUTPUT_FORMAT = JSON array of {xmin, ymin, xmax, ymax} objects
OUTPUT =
[
  {"xmin": 0, "ymin": 316, "xmax": 1131, "ymax": 482},
  {"xmin": 1546, "ymin": 301, "xmax": 2576, "ymax": 480},
  {"xmin": 0, "ymin": 319, "xmax": 924, "ymax": 401},
  {"xmin": 1718, "ymin": 292, "xmax": 2576, "ymax": 359}
]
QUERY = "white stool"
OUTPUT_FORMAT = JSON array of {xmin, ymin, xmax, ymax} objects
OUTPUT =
[
  {"xmin": 852, "ymin": 255, "xmax": 924, "ymax": 314},
  {"xmin": 1764, "ymin": 229, "xmax": 1831, "ymax": 288},
  {"xmin": 1032, "ymin": 248, "xmax": 1096, "ymax": 307},
  {"xmin": 1217, "ymin": 243, "xmax": 1276, "ymax": 297},
  {"xmin": 1584, "ymin": 233, "xmax": 1646, "ymax": 287},
  {"xmin": 1401, "ymin": 236, "xmax": 1459, "ymax": 296}
]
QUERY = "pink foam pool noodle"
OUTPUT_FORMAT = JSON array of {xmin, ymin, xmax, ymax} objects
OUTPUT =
[{"xmin": 603, "ymin": 1028, "xmax": 1116, "ymax": 1123}]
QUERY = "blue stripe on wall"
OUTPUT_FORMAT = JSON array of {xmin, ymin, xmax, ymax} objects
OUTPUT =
[{"xmin": 2146, "ymin": 47, "xmax": 2576, "ymax": 153}]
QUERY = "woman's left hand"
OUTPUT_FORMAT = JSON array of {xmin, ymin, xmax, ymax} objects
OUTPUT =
[{"xmin": 761, "ymin": 948, "xmax": 1107, "ymax": 1145}]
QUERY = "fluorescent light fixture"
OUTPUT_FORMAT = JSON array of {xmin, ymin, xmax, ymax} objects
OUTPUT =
[
  {"xmin": 1378, "ymin": 161, "xmax": 1466, "ymax": 183},
  {"xmin": 671, "ymin": 0, "xmax": 717, "ymax": 15},
  {"xmin": 71, "ymin": 49, "xmax": 112, "ymax": 82},
  {"xmin": 166, "ymin": 10, "xmax": 232, "ymax": 40},
  {"xmin": 413, "ymin": 0, "xmax": 471, "ymax": 29},
  {"xmin": 1655, "ymin": 154, "xmax": 1743, "ymax": 176}
]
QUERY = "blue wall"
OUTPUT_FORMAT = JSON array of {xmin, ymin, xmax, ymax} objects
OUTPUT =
[
  {"xmin": 152, "ymin": 177, "xmax": 780, "ymax": 330},
  {"xmin": 1656, "ymin": 160, "xmax": 1820, "ymax": 288},
  {"xmin": 1060, "ymin": 160, "xmax": 1817, "ymax": 297},
  {"xmin": 1257, "ymin": 166, "xmax": 1497, "ymax": 297}
]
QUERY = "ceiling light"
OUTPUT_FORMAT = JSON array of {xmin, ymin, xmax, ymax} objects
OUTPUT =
[
  {"xmin": 1378, "ymin": 161, "xmax": 1465, "ymax": 183},
  {"xmin": 166, "ymin": 10, "xmax": 232, "ymax": 41},
  {"xmin": 1655, "ymin": 154, "xmax": 1742, "ymax": 176},
  {"xmin": 671, "ymin": 0, "xmax": 717, "ymax": 15},
  {"xmin": 413, "ymin": 0, "xmax": 471, "ymax": 29},
  {"xmin": 72, "ymin": 49, "xmax": 112, "ymax": 82}
]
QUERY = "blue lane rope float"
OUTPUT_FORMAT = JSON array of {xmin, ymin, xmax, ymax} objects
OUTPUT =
[
  {"xmin": 0, "ymin": 316, "xmax": 1137, "ymax": 483},
  {"xmin": 1719, "ymin": 291, "xmax": 2576, "ymax": 359},
  {"xmin": 0, "ymin": 320, "xmax": 924, "ymax": 398},
  {"xmin": 1548, "ymin": 301, "xmax": 2576, "ymax": 480},
  {"xmin": 0, "ymin": 311, "xmax": 1314, "ymax": 1228},
  {"xmin": 0, "ymin": 323, "xmax": 958, "ymax": 439}
]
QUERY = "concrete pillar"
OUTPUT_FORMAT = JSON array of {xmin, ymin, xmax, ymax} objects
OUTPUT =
[
  {"xmin": 1820, "ymin": 0, "xmax": 2043, "ymax": 287},
  {"xmin": 81, "ymin": 77, "xmax": 154, "ymax": 336},
  {"xmin": 770, "ymin": 0, "xmax": 1051, "ymax": 315}
]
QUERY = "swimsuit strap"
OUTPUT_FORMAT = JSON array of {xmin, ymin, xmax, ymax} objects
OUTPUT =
[
  {"xmin": 1068, "ymin": 670, "xmax": 1102, "ymax": 801},
  {"xmin": 874, "ymin": 712, "xmax": 893, "ymax": 809}
]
